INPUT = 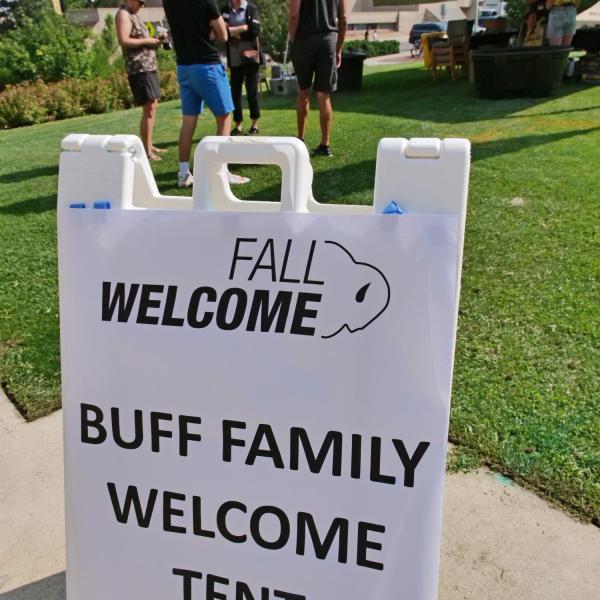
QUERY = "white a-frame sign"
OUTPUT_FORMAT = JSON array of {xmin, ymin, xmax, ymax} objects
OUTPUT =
[{"xmin": 58, "ymin": 135, "xmax": 470, "ymax": 600}]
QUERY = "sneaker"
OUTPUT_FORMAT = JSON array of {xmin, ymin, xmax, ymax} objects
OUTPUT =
[
  {"xmin": 227, "ymin": 170, "xmax": 250, "ymax": 185},
  {"xmin": 231, "ymin": 127, "xmax": 243, "ymax": 136},
  {"xmin": 312, "ymin": 144, "xmax": 333, "ymax": 157},
  {"xmin": 177, "ymin": 171, "xmax": 193, "ymax": 189},
  {"xmin": 248, "ymin": 127, "xmax": 259, "ymax": 135}
]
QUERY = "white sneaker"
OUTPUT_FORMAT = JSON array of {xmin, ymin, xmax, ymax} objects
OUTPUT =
[
  {"xmin": 177, "ymin": 171, "xmax": 193, "ymax": 189},
  {"xmin": 227, "ymin": 170, "xmax": 250, "ymax": 185}
]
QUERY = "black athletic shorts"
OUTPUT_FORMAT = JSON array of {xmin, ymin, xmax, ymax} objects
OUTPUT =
[
  {"xmin": 128, "ymin": 70, "xmax": 161, "ymax": 106},
  {"xmin": 291, "ymin": 33, "xmax": 337, "ymax": 93}
]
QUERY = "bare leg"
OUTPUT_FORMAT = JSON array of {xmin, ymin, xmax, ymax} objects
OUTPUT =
[
  {"xmin": 315, "ymin": 91, "xmax": 332, "ymax": 147},
  {"xmin": 179, "ymin": 114, "xmax": 199, "ymax": 163},
  {"xmin": 215, "ymin": 113, "xmax": 249, "ymax": 183},
  {"xmin": 141, "ymin": 99, "xmax": 158, "ymax": 158},
  {"xmin": 296, "ymin": 89, "xmax": 310, "ymax": 140},
  {"xmin": 562, "ymin": 34, "xmax": 574, "ymax": 46},
  {"xmin": 215, "ymin": 113, "xmax": 232, "ymax": 136},
  {"xmin": 548, "ymin": 36, "xmax": 563, "ymax": 46}
]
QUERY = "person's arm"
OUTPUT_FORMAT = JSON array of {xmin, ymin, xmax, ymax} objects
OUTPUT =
[
  {"xmin": 115, "ymin": 9, "xmax": 159, "ymax": 50},
  {"xmin": 336, "ymin": 0, "xmax": 347, "ymax": 67},
  {"xmin": 210, "ymin": 16, "xmax": 229, "ymax": 43},
  {"xmin": 246, "ymin": 4, "xmax": 260, "ymax": 38},
  {"xmin": 288, "ymin": 0, "xmax": 301, "ymax": 44},
  {"xmin": 228, "ymin": 23, "xmax": 248, "ymax": 37}
]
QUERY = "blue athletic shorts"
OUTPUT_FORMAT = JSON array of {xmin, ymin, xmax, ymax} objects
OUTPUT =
[{"xmin": 176, "ymin": 63, "xmax": 234, "ymax": 117}]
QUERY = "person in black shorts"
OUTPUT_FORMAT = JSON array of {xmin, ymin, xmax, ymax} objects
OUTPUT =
[
  {"xmin": 289, "ymin": 0, "xmax": 347, "ymax": 157},
  {"xmin": 116, "ymin": 0, "xmax": 167, "ymax": 161}
]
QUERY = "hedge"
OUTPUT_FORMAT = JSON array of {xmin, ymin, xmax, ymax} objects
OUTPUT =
[
  {"xmin": 343, "ymin": 40, "xmax": 400, "ymax": 58},
  {"xmin": 0, "ymin": 71, "xmax": 179, "ymax": 129}
]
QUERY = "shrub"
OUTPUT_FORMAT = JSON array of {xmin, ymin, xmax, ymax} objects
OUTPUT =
[
  {"xmin": 156, "ymin": 48, "xmax": 178, "ymax": 74},
  {"xmin": 0, "ymin": 71, "xmax": 180, "ymax": 129},
  {"xmin": 81, "ymin": 78, "xmax": 116, "ymax": 114},
  {"xmin": 343, "ymin": 40, "xmax": 400, "ymax": 58},
  {"xmin": 159, "ymin": 70, "xmax": 180, "ymax": 102},
  {"xmin": 0, "ymin": 81, "xmax": 48, "ymax": 128},
  {"xmin": 109, "ymin": 75, "xmax": 137, "ymax": 111},
  {"xmin": 44, "ymin": 80, "xmax": 85, "ymax": 120}
]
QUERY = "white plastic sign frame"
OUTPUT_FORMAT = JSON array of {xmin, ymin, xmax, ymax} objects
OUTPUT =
[{"xmin": 58, "ymin": 135, "xmax": 470, "ymax": 600}]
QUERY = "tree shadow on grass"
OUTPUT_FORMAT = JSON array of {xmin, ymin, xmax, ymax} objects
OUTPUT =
[
  {"xmin": 0, "ymin": 572, "xmax": 65, "ymax": 600},
  {"xmin": 0, "ymin": 165, "xmax": 58, "ymax": 185},
  {"xmin": 153, "ymin": 123, "xmax": 599, "ymax": 202},
  {"xmin": 331, "ymin": 67, "xmax": 595, "ymax": 124},
  {"xmin": 0, "ymin": 194, "xmax": 56, "ymax": 215},
  {"xmin": 154, "ymin": 159, "xmax": 376, "ymax": 204},
  {"xmin": 472, "ymin": 126, "xmax": 600, "ymax": 161}
]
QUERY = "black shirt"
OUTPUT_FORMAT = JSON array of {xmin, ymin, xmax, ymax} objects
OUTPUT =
[
  {"xmin": 297, "ymin": 0, "xmax": 339, "ymax": 39},
  {"xmin": 163, "ymin": 0, "xmax": 222, "ymax": 65}
]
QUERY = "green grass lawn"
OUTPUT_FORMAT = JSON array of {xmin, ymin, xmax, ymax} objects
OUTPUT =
[{"xmin": 1, "ymin": 63, "xmax": 599, "ymax": 522}]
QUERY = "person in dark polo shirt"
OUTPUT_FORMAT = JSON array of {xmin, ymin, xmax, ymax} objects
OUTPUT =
[
  {"xmin": 289, "ymin": 0, "xmax": 347, "ymax": 157},
  {"xmin": 163, "ymin": 0, "xmax": 249, "ymax": 187}
]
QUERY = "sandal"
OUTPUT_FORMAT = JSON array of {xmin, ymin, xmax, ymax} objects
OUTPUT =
[{"xmin": 248, "ymin": 127, "xmax": 259, "ymax": 135}]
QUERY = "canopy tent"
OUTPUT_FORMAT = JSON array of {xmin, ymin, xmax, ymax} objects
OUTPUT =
[{"xmin": 577, "ymin": 1, "xmax": 600, "ymax": 25}]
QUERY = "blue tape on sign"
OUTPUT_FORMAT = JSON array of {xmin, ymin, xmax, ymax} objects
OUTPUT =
[
  {"xmin": 93, "ymin": 201, "xmax": 111, "ymax": 209},
  {"xmin": 382, "ymin": 201, "xmax": 405, "ymax": 215},
  {"xmin": 69, "ymin": 203, "xmax": 86, "ymax": 209}
]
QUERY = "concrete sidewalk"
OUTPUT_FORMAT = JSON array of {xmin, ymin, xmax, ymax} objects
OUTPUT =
[
  {"xmin": 365, "ymin": 51, "xmax": 418, "ymax": 67},
  {"xmin": 1, "ymin": 390, "xmax": 599, "ymax": 599}
]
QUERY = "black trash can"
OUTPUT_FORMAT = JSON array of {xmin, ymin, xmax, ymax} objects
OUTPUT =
[
  {"xmin": 471, "ymin": 46, "xmax": 571, "ymax": 98},
  {"xmin": 338, "ymin": 52, "xmax": 367, "ymax": 91}
]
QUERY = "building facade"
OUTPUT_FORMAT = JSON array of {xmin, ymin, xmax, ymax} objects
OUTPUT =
[{"xmin": 345, "ymin": 1, "xmax": 473, "ymax": 38}]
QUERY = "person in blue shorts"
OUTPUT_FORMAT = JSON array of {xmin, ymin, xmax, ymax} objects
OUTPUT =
[{"xmin": 163, "ymin": 0, "xmax": 249, "ymax": 188}]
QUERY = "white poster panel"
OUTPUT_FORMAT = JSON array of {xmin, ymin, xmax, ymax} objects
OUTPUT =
[{"xmin": 59, "ymin": 209, "xmax": 460, "ymax": 600}]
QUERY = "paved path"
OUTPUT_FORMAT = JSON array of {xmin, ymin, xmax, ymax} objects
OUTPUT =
[
  {"xmin": 365, "ymin": 51, "xmax": 419, "ymax": 67},
  {"xmin": 1, "ymin": 390, "xmax": 599, "ymax": 599}
]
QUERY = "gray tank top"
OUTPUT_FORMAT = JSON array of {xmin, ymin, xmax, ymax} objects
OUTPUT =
[{"xmin": 296, "ymin": 0, "xmax": 338, "ymax": 39}]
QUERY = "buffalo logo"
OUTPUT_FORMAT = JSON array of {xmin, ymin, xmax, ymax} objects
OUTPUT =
[{"xmin": 315, "ymin": 241, "xmax": 390, "ymax": 339}]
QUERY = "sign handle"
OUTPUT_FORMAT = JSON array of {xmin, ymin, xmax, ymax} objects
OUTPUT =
[{"xmin": 193, "ymin": 136, "xmax": 313, "ymax": 213}]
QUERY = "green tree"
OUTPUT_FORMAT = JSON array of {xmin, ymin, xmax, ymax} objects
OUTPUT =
[
  {"xmin": 0, "ymin": 0, "xmax": 52, "ymax": 32},
  {"xmin": 89, "ymin": 14, "xmax": 118, "ymax": 78},
  {"xmin": 0, "ymin": 12, "xmax": 92, "ymax": 86},
  {"xmin": 504, "ymin": 0, "xmax": 528, "ymax": 28},
  {"xmin": 255, "ymin": 0, "xmax": 289, "ymax": 62}
]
